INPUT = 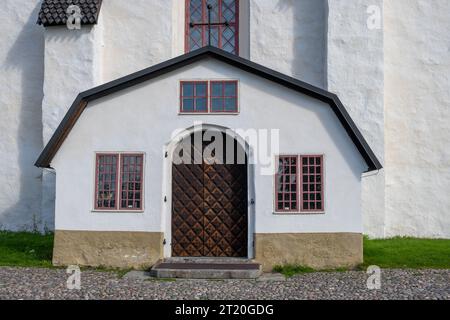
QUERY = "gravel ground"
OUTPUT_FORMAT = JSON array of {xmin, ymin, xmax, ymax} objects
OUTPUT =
[{"xmin": 0, "ymin": 267, "xmax": 448, "ymax": 300}]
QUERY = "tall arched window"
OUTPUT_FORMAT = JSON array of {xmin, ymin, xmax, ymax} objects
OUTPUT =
[{"xmin": 186, "ymin": 0, "xmax": 239, "ymax": 54}]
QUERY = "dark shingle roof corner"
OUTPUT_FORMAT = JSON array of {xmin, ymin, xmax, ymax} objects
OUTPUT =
[{"xmin": 37, "ymin": 0, "xmax": 103, "ymax": 27}]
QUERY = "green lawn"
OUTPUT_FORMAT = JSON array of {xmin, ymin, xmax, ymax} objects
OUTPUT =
[
  {"xmin": 362, "ymin": 236, "xmax": 450, "ymax": 269},
  {"xmin": 0, "ymin": 232, "xmax": 449, "ymax": 273},
  {"xmin": 0, "ymin": 231, "xmax": 54, "ymax": 268}
]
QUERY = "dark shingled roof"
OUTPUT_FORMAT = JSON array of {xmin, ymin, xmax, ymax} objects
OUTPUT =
[{"xmin": 37, "ymin": 0, "xmax": 103, "ymax": 27}]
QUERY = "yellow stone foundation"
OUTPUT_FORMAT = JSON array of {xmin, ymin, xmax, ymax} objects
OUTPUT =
[
  {"xmin": 255, "ymin": 233, "xmax": 363, "ymax": 272},
  {"xmin": 53, "ymin": 230, "xmax": 164, "ymax": 269}
]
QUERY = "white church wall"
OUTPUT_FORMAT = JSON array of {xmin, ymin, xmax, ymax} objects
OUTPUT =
[
  {"xmin": 41, "ymin": 20, "xmax": 104, "ymax": 231},
  {"xmin": 0, "ymin": 0, "xmax": 44, "ymax": 231},
  {"xmin": 52, "ymin": 59, "xmax": 366, "ymax": 237},
  {"xmin": 327, "ymin": 0, "xmax": 386, "ymax": 238},
  {"xmin": 384, "ymin": 0, "xmax": 450, "ymax": 238},
  {"xmin": 249, "ymin": 0, "xmax": 327, "ymax": 88},
  {"xmin": 101, "ymin": 0, "xmax": 174, "ymax": 82}
]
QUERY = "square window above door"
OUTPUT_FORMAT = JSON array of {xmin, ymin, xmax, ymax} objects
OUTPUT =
[
  {"xmin": 180, "ymin": 80, "xmax": 239, "ymax": 114},
  {"xmin": 180, "ymin": 81, "xmax": 209, "ymax": 113},
  {"xmin": 210, "ymin": 81, "xmax": 238, "ymax": 113}
]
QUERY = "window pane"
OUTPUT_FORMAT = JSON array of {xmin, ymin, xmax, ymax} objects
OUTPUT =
[
  {"xmin": 207, "ymin": 27, "xmax": 220, "ymax": 47},
  {"xmin": 196, "ymin": 98, "xmax": 207, "ymax": 111},
  {"xmin": 275, "ymin": 156, "xmax": 298, "ymax": 212},
  {"xmin": 196, "ymin": 83, "xmax": 207, "ymax": 96},
  {"xmin": 120, "ymin": 155, "xmax": 144, "ymax": 210},
  {"xmin": 183, "ymin": 98, "xmax": 194, "ymax": 112},
  {"xmin": 225, "ymin": 82, "xmax": 236, "ymax": 96},
  {"xmin": 212, "ymin": 83, "xmax": 222, "ymax": 96},
  {"xmin": 189, "ymin": 27, "xmax": 202, "ymax": 50},
  {"xmin": 222, "ymin": 0, "xmax": 236, "ymax": 22},
  {"xmin": 190, "ymin": 0, "xmax": 203, "ymax": 23},
  {"xmin": 212, "ymin": 98, "xmax": 223, "ymax": 111},
  {"xmin": 222, "ymin": 27, "xmax": 236, "ymax": 53},
  {"xmin": 95, "ymin": 154, "xmax": 118, "ymax": 210},
  {"xmin": 225, "ymin": 98, "xmax": 237, "ymax": 112},
  {"xmin": 209, "ymin": 0, "xmax": 219, "ymax": 22},
  {"xmin": 183, "ymin": 83, "xmax": 194, "ymax": 96},
  {"xmin": 300, "ymin": 156, "xmax": 323, "ymax": 212}
]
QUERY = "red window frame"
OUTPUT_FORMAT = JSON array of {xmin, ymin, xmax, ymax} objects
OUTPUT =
[
  {"xmin": 275, "ymin": 155, "xmax": 324, "ymax": 213},
  {"xmin": 119, "ymin": 154, "xmax": 144, "ymax": 211},
  {"xmin": 210, "ymin": 80, "xmax": 238, "ymax": 113},
  {"xmin": 275, "ymin": 156, "xmax": 299, "ymax": 212},
  {"xmin": 95, "ymin": 154, "xmax": 119, "ymax": 210},
  {"xmin": 94, "ymin": 153, "xmax": 144, "ymax": 211},
  {"xmin": 300, "ymin": 155, "xmax": 324, "ymax": 212},
  {"xmin": 185, "ymin": 0, "xmax": 240, "ymax": 54},
  {"xmin": 180, "ymin": 81, "xmax": 209, "ymax": 113}
]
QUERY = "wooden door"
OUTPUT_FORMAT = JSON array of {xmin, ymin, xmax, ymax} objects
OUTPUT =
[{"xmin": 172, "ymin": 134, "xmax": 248, "ymax": 257}]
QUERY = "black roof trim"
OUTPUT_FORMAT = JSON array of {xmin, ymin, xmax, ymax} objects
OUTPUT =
[{"xmin": 35, "ymin": 46, "xmax": 382, "ymax": 172}]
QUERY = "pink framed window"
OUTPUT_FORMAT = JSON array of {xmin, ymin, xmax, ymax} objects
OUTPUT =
[
  {"xmin": 95, "ymin": 154, "xmax": 119, "ymax": 210},
  {"xmin": 120, "ymin": 154, "xmax": 144, "ymax": 210},
  {"xmin": 95, "ymin": 153, "xmax": 144, "ymax": 211},
  {"xmin": 301, "ymin": 155, "xmax": 324, "ymax": 212},
  {"xmin": 275, "ymin": 156, "xmax": 298, "ymax": 212},
  {"xmin": 186, "ymin": 0, "xmax": 239, "ymax": 54},
  {"xmin": 180, "ymin": 81, "xmax": 208, "ymax": 113},
  {"xmin": 210, "ymin": 81, "xmax": 238, "ymax": 112},
  {"xmin": 275, "ymin": 155, "xmax": 324, "ymax": 213}
]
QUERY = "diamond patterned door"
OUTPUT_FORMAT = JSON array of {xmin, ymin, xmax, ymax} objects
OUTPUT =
[{"xmin": 172, "ymin": 134, "xmax": 248, "ymax": 257}]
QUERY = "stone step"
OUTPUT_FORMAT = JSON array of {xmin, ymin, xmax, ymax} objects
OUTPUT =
[{"xmin": 150, "ymin": 259, "xmax": 262, "ymax": 279}]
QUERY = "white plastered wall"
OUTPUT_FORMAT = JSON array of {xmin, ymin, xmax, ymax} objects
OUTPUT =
[
  {"xmin": 41, "ymin": 20, "xmax": 104, "ymax": 231},
  {"xmin": 327, "ymin": 0, "xmax": 385, "ymax": 238},
  {"xmin": 101, "ymin": 0, "xmax": 174, "ymax": 82},
  {"xmin": 0, "ymin": 0, "xmax": 44, "ymax": 231},
  {"xmin": 51, "ymin": 59, "xmax": 367, "ymax": 256},
  {"xmin": 384, "ymin": 0, "xmax": 450, "ymax": 238}
]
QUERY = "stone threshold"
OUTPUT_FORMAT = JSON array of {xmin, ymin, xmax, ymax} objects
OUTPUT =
[{"xmin": 149, "ymin": 258, "xmax": 263, "ymax": 279}]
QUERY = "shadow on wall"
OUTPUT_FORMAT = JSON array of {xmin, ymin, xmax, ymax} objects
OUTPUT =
[
  {"xmin": 1, "ymin": 3, "xmax": 48, "ymax": 232},
  {"xmin": 276, "ymin": 0, "xmax": 328, "ymax": 88}
]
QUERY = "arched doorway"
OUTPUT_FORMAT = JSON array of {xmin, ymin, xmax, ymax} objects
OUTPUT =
[{"xmin": 171, "ymin": 130, "xmax": 248, "ymax": 257}]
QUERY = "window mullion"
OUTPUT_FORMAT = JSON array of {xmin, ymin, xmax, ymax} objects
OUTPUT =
[
  {"xmin": 117, "ymin": 153, "xmax": 121, "ymax": 210},
  {"xmin": 297, "ymin": 155, "xmax": 300, "ymax": 212},
  {"xmin": 218, "ymin": 0, "xmax": 223, "ymax": 48},
  {"xmin": 207, "ymin": 80, "xmax": 210, "ymax": 113},
  {"xmin": 202, "ymin": 0, "xmax": 207, "ymax": 46},
  {"xmin": 222, "ymin": 81, "xmax": 225, "ymax": 111}
]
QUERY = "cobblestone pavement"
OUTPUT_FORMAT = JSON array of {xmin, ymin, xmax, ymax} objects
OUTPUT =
[{"xmin": 0, "ymin": 267, "xmax": 448, "ymax": 300}]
